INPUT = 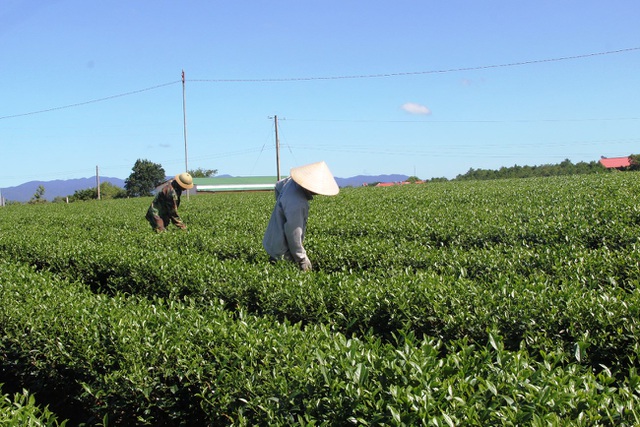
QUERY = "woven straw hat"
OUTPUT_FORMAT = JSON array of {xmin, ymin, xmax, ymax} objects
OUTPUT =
[
  {"xmin": 174, "ymin": 172, "xmax": 194, "ymax": 189},
  {"xmin": 290, "ymin": 161, "xmax": 339, "ymax": 196}
]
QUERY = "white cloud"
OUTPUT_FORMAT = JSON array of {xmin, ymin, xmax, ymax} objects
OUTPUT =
[
  {"xmin": 402, "ymin": 102, "xmax": 432, "ymax": 115},
  {"xmin": 461, "ymin": 77, "xmax": 485, "ymax": 86}
]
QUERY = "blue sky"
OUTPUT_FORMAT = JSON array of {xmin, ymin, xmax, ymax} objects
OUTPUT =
[{"xmin": 1, "ymin": 1, "xmax": 639, "ymax": 188}]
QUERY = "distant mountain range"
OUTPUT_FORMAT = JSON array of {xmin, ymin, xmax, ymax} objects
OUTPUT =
[
  {"xmin": 334, "ymin": 174, "xmax": 409, "ymax": 188},
  {"xmin": 1, "ymin": 177, "xmax": 126, "ymax": 203},
  {"xmin": 1, "ymin": 174, "xmax": 409, "ymax": 203}
]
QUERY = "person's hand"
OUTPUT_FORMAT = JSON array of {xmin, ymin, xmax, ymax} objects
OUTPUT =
[
  {"xmin": 299, "ymin": 257, "xmax": 312, "ymax": 272},
  {"xmin": 155, "ymin": 218, "xmax": 165, "ymax": 232}
]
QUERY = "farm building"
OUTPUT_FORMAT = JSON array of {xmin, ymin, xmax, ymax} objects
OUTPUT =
[
  {"xmin": 193, "ymin": 176, "xmax": 283, "ymax": 194},
  {"xmin": 599, "ymin": 156, "xmax": 631, "ymax": 169}
]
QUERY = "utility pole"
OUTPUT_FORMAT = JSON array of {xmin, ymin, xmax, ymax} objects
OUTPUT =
[
  {"xmin": 182, "ymin": 69, "xmax": 190, "ymax": 199},
  {"xmin": 274, "ymin": 115, "xmax": 281, "ymax": 180},
  {"xmin": 96, "ymin": 165, "xmax": 101, "ymax": 200}
]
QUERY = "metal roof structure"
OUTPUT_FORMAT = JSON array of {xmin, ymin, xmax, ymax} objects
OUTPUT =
[
  {"xmin": 193, "ymin": 176, "xmax": 283, "ymax": 193},
  {"xmin": 599, "ymin": 157, "xmax": 631, "ymax": 169}
]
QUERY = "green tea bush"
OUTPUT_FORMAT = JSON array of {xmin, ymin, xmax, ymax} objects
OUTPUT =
[
  {"xmin": 0, "ymin": 384, "xmax": 67, "ymax": 426},
  {"xmin": 2, "ymin": 173, "xmax": 640, "ymax": 424},
  {"xmin": 2, "ymin": 260, "xmax": 640, "ymax": 425}
]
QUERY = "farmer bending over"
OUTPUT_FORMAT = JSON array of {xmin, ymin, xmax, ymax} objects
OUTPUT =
[
  {"xmin": 146, "ymin": 172, "xmax": 194, "ymax": 232},
  {"xmin": 263, "ymin": 161, "xmax": 339, "ymax": 271}
]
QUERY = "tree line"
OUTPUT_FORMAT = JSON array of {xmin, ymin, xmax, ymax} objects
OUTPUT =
[
  {"xmin": 122, "ymin": 159, "xmax": 216, "ymax": 197},
  {"xmin": 453, "ymin": 156, "xmax": 640, "ymax": 181},
  {"xmin": 13, "ymin": 155, "xmax": 640, "ymax": 204},
  {"xmin": 20, "ymin": 159, "xmax": 217, "ymax": 204}
]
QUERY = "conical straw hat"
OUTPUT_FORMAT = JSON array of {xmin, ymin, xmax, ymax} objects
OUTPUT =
[
  {"xmin": 174, "ymin": 172, "xmax": 194, "ymax": 189},
  {"xmin": 290, "ymin": 161, "xmax": 339, "ymax": 196}
]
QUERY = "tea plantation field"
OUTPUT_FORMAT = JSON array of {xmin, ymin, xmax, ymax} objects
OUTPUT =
[{"xmin": 1, "ymin": 173, "xmax": 639, "ymax": 426}]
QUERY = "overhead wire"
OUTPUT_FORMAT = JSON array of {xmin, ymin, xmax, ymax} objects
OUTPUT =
[
  {"xmin": 2, "ymin": 46, "xmax": 638, "ymax": 183},
  {"xmin": 0, "ymin": 81, "xmax": 181, "ymax": 120},
  {"xmin": 249, "ymin": 121, "xmax": 279, "ymax": 175},
  {"xmin": 189, "ymin": 47, "xmax": 640, "ymax": 82},
  {"xmin": 284, "ymin": 116, "xmax": 640, "ymax": 124},
  {"xmin": 287, "ymin": 136, "xmax": 640, "ymax": 158},
  {"xmin": 1, "ymin": 46, "xmax": 638, "ymax": 120},
  {"xmin": 273, "ymin": 118, "xmax": 298, "ymax": 164}
]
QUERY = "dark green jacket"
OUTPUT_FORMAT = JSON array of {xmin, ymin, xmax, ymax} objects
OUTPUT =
[{"xmin": 145, "ymin": 181, "xmax": 185, "ymax": 231}]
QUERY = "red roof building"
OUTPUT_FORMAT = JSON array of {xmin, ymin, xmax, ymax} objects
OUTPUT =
[{"xmin": 599, "ymin": 156, "xmax": 631, "ymax": 169}]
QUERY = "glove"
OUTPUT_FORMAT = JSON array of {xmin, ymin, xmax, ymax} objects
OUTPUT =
[{"xmin": 299, "ymin": 257, "xmax": 312, "ymax": 272}]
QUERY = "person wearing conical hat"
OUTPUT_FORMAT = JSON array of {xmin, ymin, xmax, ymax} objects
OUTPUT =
[
  {"xmin": 145, "ymin": 172, "xmax": 194, "ymax": 233},
  {"xmin": 263, "ymin": 161, "xmax": 339, "ymax": 271}
]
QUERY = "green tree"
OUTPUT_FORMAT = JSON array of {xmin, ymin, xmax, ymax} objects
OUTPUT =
[
  {"xmin": 188, "ymin": 167, "xmax": 218, "ymax": 178},
  {"xmin": 69, "ymin": 188, "xmax": 96, "ymax": 202},
  {"xmin": 125, "ymin": 159, "xmax": 166, "ymax": 197},
  {"xmin": 52, "ymin": 196, "xmax": 68, "ymax": 203},
  {"xmin": 28, "ymin": 185, "xmax": 46, "ymax": 204},
  {"xmin": 629, "ymin": 154, "xmax": 640, "ymax": 171},
  {"xmin": 69, "ymin": 182, "xmax": 127, "ymax": 202},
  {"xmin": 100, "ymin": 182, "xmax": 128, "ymax": 199},
  {"xmin": 455, "ymin": 159, "xmax": 606, "ymax": 181}
]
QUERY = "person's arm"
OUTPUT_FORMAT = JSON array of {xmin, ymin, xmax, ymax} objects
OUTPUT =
[
  {"xmin": 166, "ymin": 190, "xmax": 187, "ymax": 229},
  {"xmin": 147, "ymin": 204, "xmax": 166, "ymax": 232},
  {"xmin": 283, "ymin": 200, "xmax": 311, "ymax": 270}
]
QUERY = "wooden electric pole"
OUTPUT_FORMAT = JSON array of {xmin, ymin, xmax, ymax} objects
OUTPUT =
[
  {"xmin": 274, "ymin": 115, "xmax": 281, "ymax": 180},
  {"xmin": 96, "ymin": 165, "xmax": 101, "ymax": 200},
  {"xmin": 182, "ymin": 70, "xmax": 190, "ymax": 199}
]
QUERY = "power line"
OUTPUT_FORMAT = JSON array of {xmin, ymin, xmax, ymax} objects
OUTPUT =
[
  {"xmin": 287, "ymin": 136, "xmax": 640, "ymax": 157},
  {"xmin": 285, "ymin": 117, "xmax": 640, "ymax": 124},
  {"xmin": 190, "ymin": 47, "xmax": 640, "ymax": 82},
  {"xmin": 0, "ymin": 80, "xmax": 180, "ymax": 120},
  {"xmin": 2, "ymin": 47, "xmax": 638, "ymax": 120}
]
